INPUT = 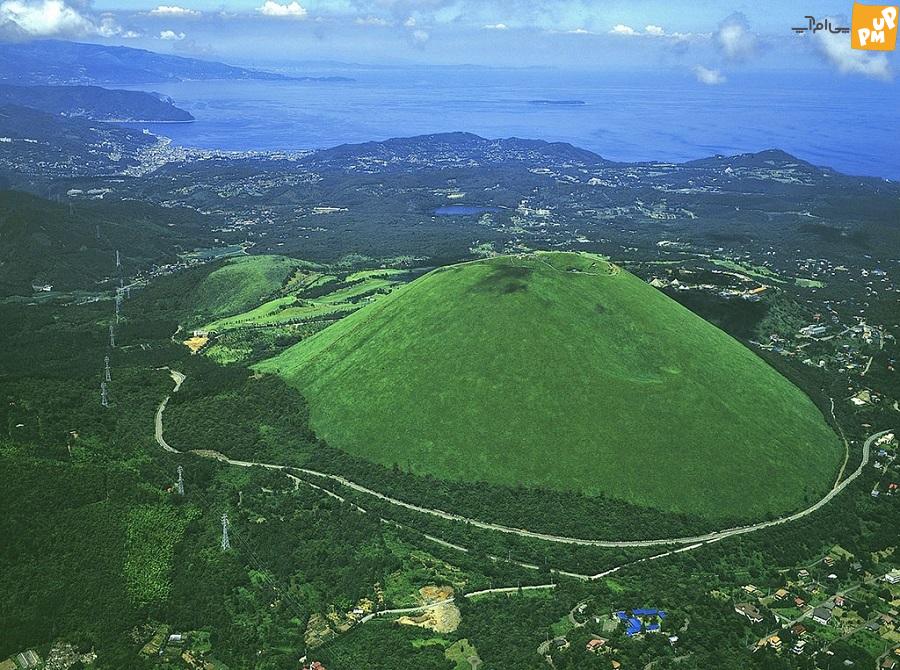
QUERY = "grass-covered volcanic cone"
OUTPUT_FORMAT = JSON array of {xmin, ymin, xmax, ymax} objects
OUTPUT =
[{"xmin": 257, "ymin": 252, "xmax": 842, "ymax": 521}]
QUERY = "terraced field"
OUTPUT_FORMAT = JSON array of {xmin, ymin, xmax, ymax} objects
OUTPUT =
[{"xmin": 189, "ymin": 256, "xmax": 409, "ymax": 364}]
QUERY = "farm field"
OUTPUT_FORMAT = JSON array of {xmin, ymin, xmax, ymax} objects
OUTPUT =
[
  {"xmin": 202, "ymin": 266, "xmax": 404, "ymax": 333},
  {"xmin": 257, "ymin": 252, "xmax": 843, "ymax": 522},
  {"xmin": 185, "ymin": 256, "xmax": 412, "ymax": 364}
]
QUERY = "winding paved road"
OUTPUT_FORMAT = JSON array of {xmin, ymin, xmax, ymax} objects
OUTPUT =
[{"xmin": 154, "ymin": 369, "xmax": 891, "ymax": 554}]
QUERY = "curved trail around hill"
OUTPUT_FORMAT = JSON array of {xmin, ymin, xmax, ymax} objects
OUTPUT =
[{"xmin": 154, "ymin": 369, "xmax": 889, "ymax": 553}]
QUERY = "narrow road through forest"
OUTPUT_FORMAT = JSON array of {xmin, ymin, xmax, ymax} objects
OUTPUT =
[{"xmin": 154, "ymin": 369, "xmax": 891, "ymax": 579}]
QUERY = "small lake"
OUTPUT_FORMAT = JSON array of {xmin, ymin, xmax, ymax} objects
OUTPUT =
[{"xmin": 433, "ymin": 205, "xmax": 501, "ymax": 216}]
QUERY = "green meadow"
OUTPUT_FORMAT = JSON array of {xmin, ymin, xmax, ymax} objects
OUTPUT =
[
  {"xmin": 257, "ymin": 252, "xmax": 842, "ymax": 521},
  {"xmin": 188, "ymin": 254, "xmax": 303, "ymax": 327}
]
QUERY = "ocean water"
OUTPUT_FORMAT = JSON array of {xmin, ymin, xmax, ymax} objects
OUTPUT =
[{"xmin": 125, "ymin": 68, "xmax": 899, "ymax": 179}]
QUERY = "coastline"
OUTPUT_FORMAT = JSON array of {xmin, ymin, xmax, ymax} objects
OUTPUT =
[{"xmin": 100, "ymin": 118, "xmax": 196, "ymax": 124}]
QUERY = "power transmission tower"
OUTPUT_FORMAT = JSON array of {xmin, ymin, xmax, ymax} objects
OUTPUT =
[
  {"xmin": 176, "ymin": 465, "xmax": 184, "ymax": 496},
  {"xmin": 104, "ymin": 355, "xmax": 111, "ymax": 382},
  {"xmin": 116, "ymin": 249, "xmax": 121, "ymax": 269},
  {"xmin": 109, "ymin": 323, "xmax": 115, "ymax": 348},
  {"xmin": 221, "ymin": 513, "xmax": 231, "ymax": 551},
  {"xmin": 115, "ymin": 293, "xmax": 122, "ymax": 322},
  {"xmin": 100, "ymin": 381, "xmax": 109, "ymax": 408}
]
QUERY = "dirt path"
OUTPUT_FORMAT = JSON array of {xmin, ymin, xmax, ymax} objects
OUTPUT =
[
  {"xmin": 154, "ymin": 369, "xmax": 891, "ymax": 556},
  {"xmin": 831, "ymin": 397, "xmax": 851, "ymax": 487}
]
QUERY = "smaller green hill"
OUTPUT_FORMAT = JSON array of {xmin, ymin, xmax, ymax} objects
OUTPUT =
[
  {"xmin": 188, "ymin": 255, "xmax": 303, "ymax": 327},
  {"xmin": 257, "ymin": 252, "xmax": 842, "ymax": 522}
]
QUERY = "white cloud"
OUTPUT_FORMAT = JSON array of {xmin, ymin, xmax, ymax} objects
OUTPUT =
[
  {"xmin": 0, "ymin": 0, "xmax": 94, "ymax": 36},
  {"xmin": 159, "ymin": 28, "xmax": 185, "ymax": 40},
  {"xmin": 121, "ymin": 29, "xmax": 141, "ymax": 38},
  {"xmin": 355, "ymin": 15, "xmax": 388, "ymax": 26},
  {"xmin": 97, "ymin": 13, "xmax": 122, "ymax": 37},
  {"xmin": 403, "ymin": 16, "xmax": 415, "ymax": 27},
  {"xmin": 568, "ymin": 27, "xmax": 592, "ymax": 34},
  {"xmin": 670, "ymin": 31, "xmax": 702, "ymax": 41},
  {"xmin": 258, "ymin": 1, "xmax": 306, "ymax": 18},
  {"xmin": 149, "ymin": 5, "xmax": 199, "ymax": 17},
  {"xmin": 693, "ymin": 65, "xmax": 726, "ymax": 85},
  {"xmin": 813, "ymin": 28, "xmax": 891, "ymax": 80},
  {"xmin": 609, "ymin": 23, "xmax": 636, "ymax": 36},
  {"xmin": 411, "ymin": 28, "xmax": 428, "ymax": 43},
  {"xmin": 715, "ymin": 12, "xmax": 757, "ymax": 61},
  {"xmin": 483, "ymin": 22, "xmax": 507, "ymax": 30},
  {"xmin": 606, "ymin": 23, "xmax": 699, "ymax": 40}
]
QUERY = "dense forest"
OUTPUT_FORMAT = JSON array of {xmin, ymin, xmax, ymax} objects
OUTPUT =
[{"xmin": 2, "ymin": 210, "xmax": 898, "ymax": 669}]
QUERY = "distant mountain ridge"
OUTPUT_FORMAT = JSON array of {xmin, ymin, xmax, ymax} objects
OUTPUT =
[
  {"xmin": 0, "ymin": 40, "xmax": 352, "ymax": 85},
  {"xmin": 0, "ymin": 84, "xmax": 193, "ymax": 122},
  {"xmin": 309, "ymin": 131, "xmax": 613, "ymax": 171}
]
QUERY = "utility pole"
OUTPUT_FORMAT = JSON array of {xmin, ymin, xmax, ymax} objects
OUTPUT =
[
  {"xmin": 221, "ymin": 513, "xmax": 230, "ymax": 551},
  {"xmin": 100, "ymin": 381, "xmax": 109, "ymax": 408},
  {"xmin": 104, "ymin": 355, "xmax": 111, "ymax": 382},
  {"xmin": 176, "ymin": 465, "xmax": 184, "ymax": 496}
]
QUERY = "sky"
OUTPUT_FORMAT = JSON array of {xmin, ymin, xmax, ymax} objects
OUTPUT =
[{"xmin": 0, "ymin": 0, "xmax": 897, "ymax": 82}]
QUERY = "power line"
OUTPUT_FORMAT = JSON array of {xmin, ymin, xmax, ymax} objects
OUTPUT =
[{"xmin": 221, "ymin": 513, "xmax": 231, "ymax": 551}]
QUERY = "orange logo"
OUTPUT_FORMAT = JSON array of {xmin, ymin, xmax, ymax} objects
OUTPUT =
[{"xmin": 851, "ymin": 3, "xmax": 898, "ymax": 50}]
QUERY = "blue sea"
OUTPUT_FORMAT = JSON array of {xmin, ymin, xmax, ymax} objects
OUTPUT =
[{"xmin": 125, "ymin": 68, "xmax": 899, "ymax": 179}]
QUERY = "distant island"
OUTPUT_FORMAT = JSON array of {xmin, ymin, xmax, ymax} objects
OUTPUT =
[{"xmin": 528, "ymin": 99, "xmax": 586, "ymax": 105}]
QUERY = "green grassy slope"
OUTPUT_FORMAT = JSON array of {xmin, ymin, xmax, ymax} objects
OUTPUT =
[
  {"xmin": 256, "ymin": 252, "xmax": 842, "ymax": 521},
  {"xmin": 188, "ymin": 255, "xmax": 303, "ymax": 327}
]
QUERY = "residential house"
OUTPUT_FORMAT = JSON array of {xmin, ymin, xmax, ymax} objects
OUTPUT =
[
  {"xmin": 813, "ymin": 607, "xmax": 833, "ymax": 625},
  {"xmin": 586, "ymin": 638, "xmax": 608, "ymax": 653},
  {"xmin": 735, "ymin": 603, "xmax": 764, "ymax": 623}
]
